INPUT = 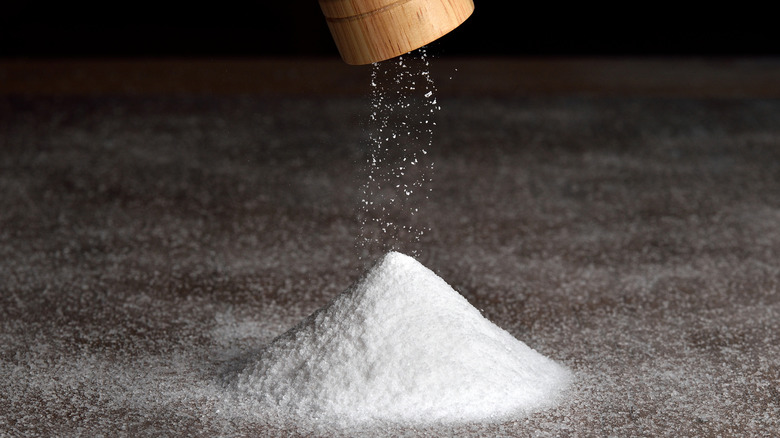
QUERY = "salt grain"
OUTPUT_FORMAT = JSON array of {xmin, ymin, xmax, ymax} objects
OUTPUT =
[{"xmin": 232, "ymin": 252, "xmax": 571, "ymax": 426}]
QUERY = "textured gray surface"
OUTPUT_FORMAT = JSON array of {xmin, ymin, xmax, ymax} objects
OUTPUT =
[{"xmin": 1, "ymin": 95, "xmax": 779, "ymax": 436}]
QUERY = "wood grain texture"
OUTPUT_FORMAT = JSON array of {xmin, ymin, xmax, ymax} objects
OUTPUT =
[{"xmin": 319, "ymin": 0, "xmax": 474, "ymax": 64}]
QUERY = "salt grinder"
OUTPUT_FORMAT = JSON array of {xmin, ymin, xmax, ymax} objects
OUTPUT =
[{"xmin": 318, "ymin": 0, "xmax": 475, "ymax": 65}]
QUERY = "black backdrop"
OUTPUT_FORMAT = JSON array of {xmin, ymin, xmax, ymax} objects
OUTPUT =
[{"xmin": 2, "ymin": 4, "xmax": 777, "ymax": 58}]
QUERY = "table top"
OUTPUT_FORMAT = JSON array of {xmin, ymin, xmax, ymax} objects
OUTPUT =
[{"xmin": 2, "ymin": 55, "xmax": 779, "ymax": 437}]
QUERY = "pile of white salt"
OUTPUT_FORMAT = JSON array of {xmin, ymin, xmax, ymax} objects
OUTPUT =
[{"xmin": 232, "ymin": 252, "xmax": 571, "ymax": 426}]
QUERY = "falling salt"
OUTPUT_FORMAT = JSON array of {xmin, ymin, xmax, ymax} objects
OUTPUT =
[
  {"xmin": 231, "ymin": 252, "xmax": 571, "ymax": 426},
  {"xmin": 357, "ymin": 48, "xmax": 439, "ymax": 264}
]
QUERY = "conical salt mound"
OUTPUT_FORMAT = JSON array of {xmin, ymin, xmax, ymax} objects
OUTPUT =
[{"xmin": 233, "ymin": 252, "xmax": 571, "ymax": 425}]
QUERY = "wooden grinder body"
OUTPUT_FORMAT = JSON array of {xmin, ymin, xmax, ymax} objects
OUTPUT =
[{"xmin": 319, "ymin": 0, "xmax": 475, "ymax": 65}]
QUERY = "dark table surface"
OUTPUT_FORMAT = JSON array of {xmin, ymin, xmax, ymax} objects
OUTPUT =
[{"xmin": 1, "ymin": 57, "xmax": 779, "ymax": 437}]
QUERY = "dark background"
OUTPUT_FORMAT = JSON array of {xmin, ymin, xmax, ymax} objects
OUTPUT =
[{"xmin": 1, "ymin": 4, "xmax": 776, "ymax": 58}]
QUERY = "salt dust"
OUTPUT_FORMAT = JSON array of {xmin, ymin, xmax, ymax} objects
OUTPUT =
[{"xmin": 231, "ymin": 252, "xmax": 571, "ymax": 427}]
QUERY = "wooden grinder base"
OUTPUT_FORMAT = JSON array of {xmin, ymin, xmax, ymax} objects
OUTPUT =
[{"xmin": 319, "ymin": 0, "xmax": 474, "ymax": 65}]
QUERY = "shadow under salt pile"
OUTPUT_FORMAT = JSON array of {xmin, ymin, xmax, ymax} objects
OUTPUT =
[{"xmin": 232, "ymin": 252, "xmax": 571, "ymax": 426}]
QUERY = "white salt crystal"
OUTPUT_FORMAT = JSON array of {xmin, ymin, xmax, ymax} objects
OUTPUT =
[{"xmin": 232, "ymin": 252, "xmax": 571, "ymax": 426}]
